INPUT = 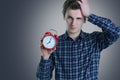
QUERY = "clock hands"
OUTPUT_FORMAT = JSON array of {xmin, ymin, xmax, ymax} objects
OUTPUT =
[{"xmin": 47, "ymin": 37, "xmax": 52, "ymax": 44}]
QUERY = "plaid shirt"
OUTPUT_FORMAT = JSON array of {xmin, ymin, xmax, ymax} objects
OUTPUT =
[{"xmin": 36, "ymin": 14, "xmax": 120, "ymax": 80}]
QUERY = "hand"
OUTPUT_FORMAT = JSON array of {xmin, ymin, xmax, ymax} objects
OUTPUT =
[
  {"xmin": 40, "ymin": 41, "xmax": 56, "ymax": 60},
  {"xmin": 77, "ymin": 0, "xmax": 91, "ymax": 17}
]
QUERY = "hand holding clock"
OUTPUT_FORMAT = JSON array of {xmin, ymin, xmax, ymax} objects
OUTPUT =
[
  {"xmin": 40, "ymin": 32, "xmax": 59, "ymax": 60},
  {"xmin": 40, "ymin": 45, "xmax": 56, "ymax": 60}
]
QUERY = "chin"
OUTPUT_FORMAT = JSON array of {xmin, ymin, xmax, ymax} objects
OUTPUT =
[
  {"xmin": 69, "ymin": 30, "xmax": 77, "ymax": 34},
  {"xmin": 69, "ymin": 29, "xmax": 81, "ymax": 34}
]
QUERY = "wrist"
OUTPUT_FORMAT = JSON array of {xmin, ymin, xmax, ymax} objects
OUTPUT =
[
  {"xmin": 86, "ymin": 13, "xmax": 91, "ymax": 18},
  {"xmin": 84, "ymin": 13, "xmax": 91, "ymax": 22},
  {"xmin": 43, "ymin": 55, "xmax": 50, "ymax": 60}
]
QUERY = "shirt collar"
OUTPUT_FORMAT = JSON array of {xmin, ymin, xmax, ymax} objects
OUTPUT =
[{"xmin": 62, "ymin": 30, "xmax": 85, "ymax": 40}]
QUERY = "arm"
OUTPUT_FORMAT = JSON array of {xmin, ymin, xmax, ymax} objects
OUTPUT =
[
  {"xmin": 36, "ymin": 54, "xmax": 54, "ymax": 80},
  {"xmin": 88, "ymin": 14, "xmax": 120, "ymax": 51},
  {"xmin": 36, "ymin": 42, "xmax": 56, "ymax": 80},
  {"xmin": 77, "ymin": 0, "xmax": 120, "ymax": 50}
]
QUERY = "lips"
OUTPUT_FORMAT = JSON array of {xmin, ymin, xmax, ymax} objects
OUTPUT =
[{"xmin": 70, "ymin": 26, "xmax": 76, "ymax": 29}]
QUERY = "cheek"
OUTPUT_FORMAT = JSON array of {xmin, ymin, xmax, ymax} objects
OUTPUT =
[
  {"xmin": 66, "ymin": 20, "xmax": 71, "ymax": 25},
  {"xmin": 77, "ymin": 21, "xmax": 84, "ymax": 26}
]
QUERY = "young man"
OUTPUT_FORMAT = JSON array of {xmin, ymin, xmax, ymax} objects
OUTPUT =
[{"xmin": 36, "ymin": 0, "xmax": 120, "ymax": 80}]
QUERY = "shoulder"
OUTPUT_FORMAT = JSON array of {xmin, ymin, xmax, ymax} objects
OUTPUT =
[
  {"xmin": 82, "ymin": 31, "xmax": 103, "ymax": 40},
  {"xmin": 58, "ymin": 32, "xmax": 68, "ymax": 41}
]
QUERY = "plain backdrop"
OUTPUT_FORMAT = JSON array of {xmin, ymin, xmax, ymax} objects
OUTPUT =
[{"xmin": 1, "ymin": 0, "xmax": 120, "ymax": 80}]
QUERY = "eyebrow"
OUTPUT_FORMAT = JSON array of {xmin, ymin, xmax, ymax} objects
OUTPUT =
[
  {"xmin": 77, "ymin": 17, "xmax": 82, "ymax": 19},
  {"xmin": 67, "ymin": 16, "xmax": 73, "ymax": 19},
  {"xmin": 67, "ymin": 15, "xmax": 83, "ymax": 19}
]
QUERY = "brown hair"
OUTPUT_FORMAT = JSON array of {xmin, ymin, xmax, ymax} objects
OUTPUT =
[{"xmin": 62, "ymin": 0, "xmax": 81, "ymax": 18}]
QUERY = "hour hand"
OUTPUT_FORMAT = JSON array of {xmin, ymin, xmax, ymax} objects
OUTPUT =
[
  {"xmin": 47, "ymin": 41, "xmax": 50, "ymax": 44},
  {"xmin": 47, "ymin": 37, "xmax": 52, "ymax": 44}
]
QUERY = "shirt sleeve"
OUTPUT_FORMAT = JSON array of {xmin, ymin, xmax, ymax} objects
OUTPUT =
[
  {"xmin": 36, "ymin": 53, "xmax": 54, "ymax": 80},
  {"xmin": 88, "ymin": 14, "xmax": 120, "ymax": 51}
]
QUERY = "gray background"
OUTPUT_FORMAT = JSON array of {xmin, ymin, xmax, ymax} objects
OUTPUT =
[{"xmin": 1, "ymin": 0, "xmax": 120, "ymax": 80}]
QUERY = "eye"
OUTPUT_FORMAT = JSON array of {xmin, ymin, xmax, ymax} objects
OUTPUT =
[
  {"xmin": 77, "ymin": 17, "xmax": 82, "ymax": 20},
  {"xmin": 67, "ymin": 16, "xmax": 73, "ymax": 20}
]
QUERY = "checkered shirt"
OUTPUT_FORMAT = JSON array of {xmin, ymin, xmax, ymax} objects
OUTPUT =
[{"xmin": 36, "ymin": 14, "xmax": 120, "ymax": 80}]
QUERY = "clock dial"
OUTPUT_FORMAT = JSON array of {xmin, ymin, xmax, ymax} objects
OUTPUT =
[{"xmin": 43, "ymin": 36, "xmax": 56, "ymax": 49}]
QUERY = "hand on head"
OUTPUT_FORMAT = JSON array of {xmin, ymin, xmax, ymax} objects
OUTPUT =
[{"xmin": 77, "ymin": 0, "xmax": 91, "ymax": 17}]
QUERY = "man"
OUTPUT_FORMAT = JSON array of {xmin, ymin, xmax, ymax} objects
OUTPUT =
[{"xmin": 36, "ymin": 0, "xmax": 120, "ymax": 80}]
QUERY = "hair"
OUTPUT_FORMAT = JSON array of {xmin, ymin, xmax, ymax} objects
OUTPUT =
[{"xmin": 62, "ymin": 0, "xmax": 81, "ymax": 18}]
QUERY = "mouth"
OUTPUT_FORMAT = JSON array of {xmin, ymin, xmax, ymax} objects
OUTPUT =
[{"xmin": 70, "ymin": 26, "xmax": 76, "ymax": 29}]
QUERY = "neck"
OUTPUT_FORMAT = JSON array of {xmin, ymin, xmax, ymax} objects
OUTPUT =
[{"xmin": 68, "ymin": 30, "xmax": 81, "ymax": 41}]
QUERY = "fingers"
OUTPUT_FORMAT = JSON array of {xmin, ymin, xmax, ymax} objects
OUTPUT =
[
  {"xmin": 77, "ymin": 0, "xmax": 82, "ymax": 5},
  {"xmin": 40, "ymin": 45, "xmax": 44, "ymax": 49},
  {"xmin": 52, "ymin": 47, "xmax": 56, "ymax": 52},
  {"xmin": 77, "ymin": 0, "xmax": 88, "ymax": 4},
  {"xmin": 76, "ymin": 0, "xmax": 82, "ymax": 3}
]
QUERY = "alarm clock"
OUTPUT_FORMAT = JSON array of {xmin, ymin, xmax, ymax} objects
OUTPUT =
[{"xmin": 41, "ymin": 32, "xmax": 59, "ymax": 50}]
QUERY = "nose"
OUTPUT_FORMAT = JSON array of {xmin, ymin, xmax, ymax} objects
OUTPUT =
[{"xmin": 71, "ymin": 19, "xmax": 76, "ymax": 26}]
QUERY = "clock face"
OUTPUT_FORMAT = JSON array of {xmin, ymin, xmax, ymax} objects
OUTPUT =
[{"xmin": 43, "ymin": 36, "xmax": 56, "ymax": 49}]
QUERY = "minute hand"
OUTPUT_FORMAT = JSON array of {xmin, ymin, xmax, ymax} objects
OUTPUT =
[{"xmin": 47, "ymin": 37, "xmax": 52, "ymax": 44}]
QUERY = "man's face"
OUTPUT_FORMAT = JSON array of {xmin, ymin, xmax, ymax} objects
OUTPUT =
[{"xmin": 64, "ymin": 9, "xmax": 84, "ymax": 34}]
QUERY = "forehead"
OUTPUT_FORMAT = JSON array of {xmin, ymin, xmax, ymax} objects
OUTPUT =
[{"xmin": 66, "ymin": 9, "xmax": 83, "ymax": 17}]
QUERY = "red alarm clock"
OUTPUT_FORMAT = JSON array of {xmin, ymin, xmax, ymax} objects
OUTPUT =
[{"xmin": 41, "ymin": 31, "xmax": 59, "ymax": 50}]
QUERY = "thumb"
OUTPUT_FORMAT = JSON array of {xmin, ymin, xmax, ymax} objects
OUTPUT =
[{"xmin": 50, "ymin": 47, "xmax": 56, "ymax": 53}]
